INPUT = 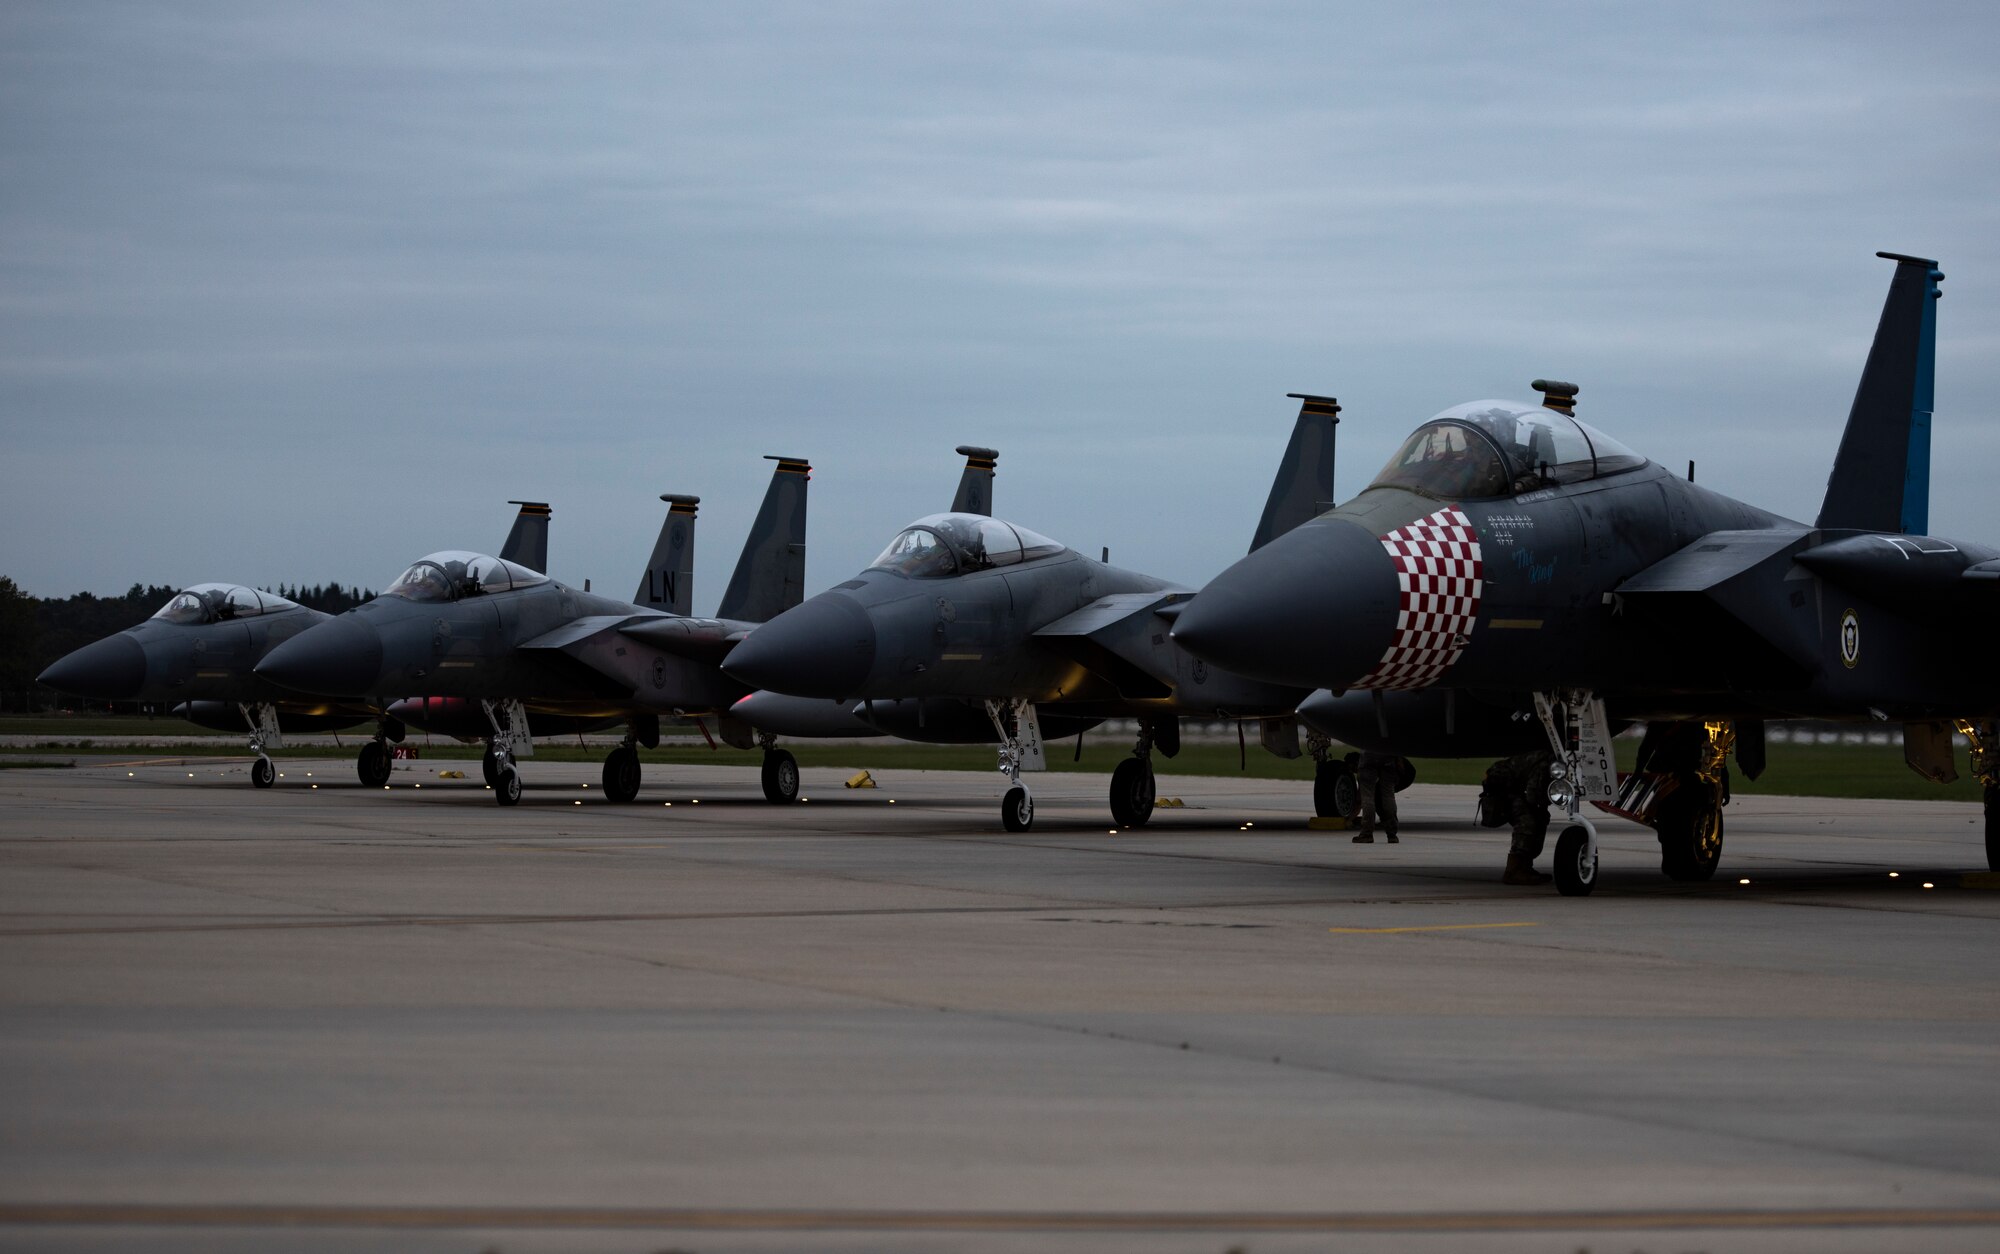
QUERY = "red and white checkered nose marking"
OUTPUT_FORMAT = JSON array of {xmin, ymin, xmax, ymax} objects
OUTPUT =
[{"xmin": 1350, "ymin": 506, "xmax": 1483, "ymax": 690}]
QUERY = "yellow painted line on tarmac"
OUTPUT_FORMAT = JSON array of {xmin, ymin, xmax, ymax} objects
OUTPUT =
[
  {"xmin": 1328, "ymin": 922, "xmax": 1540, "ymax": 935},
  {"xmin": 2, "ymin": 1203, "xmax": 1998, "ymax": 1233}
]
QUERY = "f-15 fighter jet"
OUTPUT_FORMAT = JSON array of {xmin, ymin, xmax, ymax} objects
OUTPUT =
[{"xmin": 1175, "ymin": 253, "xmax": 1999, "ymax": 892}]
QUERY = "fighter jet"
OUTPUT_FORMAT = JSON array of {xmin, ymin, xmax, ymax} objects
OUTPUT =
[
  {"xmin": 35, "ymin": 500, "xmax": 553, "ymax": 788},
  {"xmin": 722, "ymin": 400, "xmax": 1341, "ymax": 831},
  {"xmin": 1174, "ymin": 253, "xmax": 2000, "ymax": 892},
  {"xmin": 257, "ymin": 457, "xmax": 812, "ymax": 805},
  {"xmin": 731, "ymin": 444, "xmax": 1120, "ymax": 748}
]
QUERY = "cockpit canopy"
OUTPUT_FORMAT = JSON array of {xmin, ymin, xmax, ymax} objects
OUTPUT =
[
  {"xmin": 1368, "ymin": 401, "xmax": 1647, "ymax": 501},
  {"xmin": 150, "ymin": 583, "xmax": 301, "ymax": 625},
  {"xmin": 867, "ymin": 513, "xmax": 1066, "ymax": 578},
  {"xmin": 384, "ymin": 551, "xmax": 548, "ymax": 603}
]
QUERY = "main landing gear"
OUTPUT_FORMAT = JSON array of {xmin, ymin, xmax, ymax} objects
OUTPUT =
[
  {"xmin": 602, "ymin": 742, "xmax": 642, "ymax": 803},
  {"xmin": 1961, "ymin": 719, "xmax": 2000, "ymax": 871},
  {"xmin": 1635, "ymin": 720, "xmax": 1733, "ymax": 882},
  {"xmin": 479, "ymin": 698, "xmax": 531, "ymax": 807},
  {"xmin": 355, "ymin": 714, "xmax": 404, "ymax": 790},
  {"xmin": 239, "ymin": 702, "xmax": 281, "ymax": 789},
  {"xmin": 758, "ymin": 731, "xmax": 800, "ymax": 805},
  {"xmin": 985, "ymin": 698, "xmax": 1046, "ymax": 832},
  {"xmin": 1110, "ymin": 716, "xmax": 1177, "ymax": 828}
]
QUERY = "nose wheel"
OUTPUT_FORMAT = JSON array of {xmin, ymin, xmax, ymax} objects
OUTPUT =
[
  {"xmin": 1553, "ymin": 823, "xmax": 1598, "ymax": 896},
  {"xmin": 493, "ymin": 757, "xmax": 522, "ymax": 806},
  {"xmin": 1002, "ymin": 786, "xmax": 1035, "ymax": 832},
  {"xmin": 761, "ymin": 746, "xmax": 800, "ymax": 804},
  {"xmin": 251, "ymin": 756, "xmax": 276, "ymax": 789}
]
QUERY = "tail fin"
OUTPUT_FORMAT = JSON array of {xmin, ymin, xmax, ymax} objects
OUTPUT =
[
  {"xmin": 716, "ymin": 456, "xmax": 810, "ymax": 622},
  {"xmin": 951, "ymin": 446, "xmax": 998, "ymax": 515},
  {"xmin": 634, "ymin": 495, "xmax": 699, "ymax": 615},
  {"xmin": 1815, "ymin": 252, "xmax": 1944, "ymax": 535},
  {"xmin": 499, "ymin": 501, "xmax": 551, "ymax": 572},
  {"xmin": 1249, "ymin": 394, "xmax": 1340, "ymax": 552}
]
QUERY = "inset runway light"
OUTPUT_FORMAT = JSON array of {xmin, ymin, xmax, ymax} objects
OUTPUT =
[
  {"xmin": 691, "ymin": 799, "xmax": 700, "ymax": 804},
  {"xmin": 1923, "ymin": 882, "xmax": 1935, "ymax": 889},
  {"xmin": 574, "ymin": 800, "xmax": 581, "ymax": 806},
  {"xmin": 311, "ymin": 784, "xmax": 318, "ymax": 789},
  {"xmin": 187, "ymin": 773, "xmax": 194, "ymax": 778},
  {"xmin": 1889, "ymin": 872, "xmax": 1900, "ymax": 878},
  {"xmin": 1739, "ymin": 878, "xmax": 1751, "ymax": 885},
  {"xmin": 128, "ymin": 772, "xmax": 134, "ymax": 777}
]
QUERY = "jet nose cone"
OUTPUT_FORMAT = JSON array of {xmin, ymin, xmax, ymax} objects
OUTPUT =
[
  {"xmin": 38, "ymin": 634, "xmax": 148, "ymax": 699},
  {"xmin": 255, "ymin": 616, "xmax": 383, "ymax": 696},
  {"xmin": 1173, "ymin": 518, "xmax": 1402, "ymax": 690},
  {"xmin": 723, "ymin": 594, "xmax": 876, "ymax": 699}
]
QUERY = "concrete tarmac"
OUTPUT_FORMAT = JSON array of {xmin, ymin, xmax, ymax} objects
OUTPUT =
[{"xmin": 2, "ymin": 753, "xmax": 1998, "ymax": 1252}]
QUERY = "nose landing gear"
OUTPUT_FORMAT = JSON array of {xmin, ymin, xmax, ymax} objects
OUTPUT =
[
  {"xmin": 479, "ymin": 699, "xmax": 532, "ymax": 806},
  {"xmin": 985, "ymin": 698, "xmax": 1046, "ymax": 831},
  {"xmin": 238, "ymin": 702, "xmax": 281, "ymax": 789},
  {"xmin": 1532, "ymin": 690, "xmax": 1616, "ymax": 896}
]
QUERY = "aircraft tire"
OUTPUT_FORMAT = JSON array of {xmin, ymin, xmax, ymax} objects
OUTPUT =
[
  {"xmin": 1986, "ymin": 784, "xmax": 1998, "ymax": 872},
  {"xmin": 1001, "ymin": 785, "xmax": 1034, "ymax": 832},
  {"xmin": 602, "ymin": 747, "xmax": 642, "ymax": 803},
  {"xmin": 761, "ymin": 749, "xmax": 800, "ymax": 805},
  {"xmin": 1312, "ymin": 760, "xmax": 1347, "ymax": 818},
  {"xmin": 251, "ymin": 757, "xmax": 275, "ymax": 789},
  {"xmin": 357, "ymin": 740, "xmax": 392, "ymax": 789},
  {"xmin": 495, "ymin": 764, "xmax": 522, "ymax": 806},
  {"xmin": 1392, "ymin": 756, "xmax": 1417, "ymax": 792},
  {"xmin": 1656, "ymin": 780, "xmax": 1723, "ymax": 881},
  {"xmin": 1109, "ymin": 757, "xmax": 1155, "ymax": 828},
  {"xmin": 1553, "ymin": 825, "xmax": 1597, "ymax": 896},
  {"xmin": 481, "ymin": 750, "xmax": 501, "ymax": 789}
]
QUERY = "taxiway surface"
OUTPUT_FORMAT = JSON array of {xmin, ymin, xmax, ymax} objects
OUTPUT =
[{"xmin": 3, "ymin": 754, "xmax": 1997, "ymax": 1252}]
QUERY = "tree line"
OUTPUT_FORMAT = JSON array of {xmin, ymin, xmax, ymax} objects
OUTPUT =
[{"xmin": 0, "ymin": 576, "xmax": 374, "ymax": 713}]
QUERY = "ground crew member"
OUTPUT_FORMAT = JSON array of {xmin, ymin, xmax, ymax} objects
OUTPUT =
[
  {"xmin": 1481, "ymin": 749, "xmax": 1555, "ymax": 884},
  {"xmin": 1351, "ymin": 750, "xmax": 1401, "ymax": 844}
]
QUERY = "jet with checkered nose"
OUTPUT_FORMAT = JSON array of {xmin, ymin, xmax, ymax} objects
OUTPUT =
[
  {"xmin": 1175, "ymin": 253, "xmax": 2000, "ymax": 893},
  {"xmin": 724, "ymin": 396, "xmax": 1344, "ymax": 833}
]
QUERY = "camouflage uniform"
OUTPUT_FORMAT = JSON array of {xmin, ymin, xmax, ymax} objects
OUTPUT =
[
  {"xmin": 1481, "ymin": 749, "xmax": 1554, "ymax": 879},
  {"xmin": 1352, "ymin": 751, "xmax": 1400, "ymax": 843}
]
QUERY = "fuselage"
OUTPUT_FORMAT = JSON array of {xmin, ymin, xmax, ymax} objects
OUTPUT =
[{"xmin": 1174, "ymin": 400, "xmax": 2000, "ymax": 722}]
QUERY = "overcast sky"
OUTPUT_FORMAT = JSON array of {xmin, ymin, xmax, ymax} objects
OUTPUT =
[{"xmin": 4, "ymin": 1, "xmax": 1996, "ymax": 608}]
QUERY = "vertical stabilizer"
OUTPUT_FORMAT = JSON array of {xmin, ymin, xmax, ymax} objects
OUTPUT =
[
  {"xmin": 1250, "ymin": 394, "xmax": 1340, "ymax": 552},
  {"xmin": 634, "ymin": 495, "xmax": 699, "ymax": 616},
  {"xmin": 1815, "ymin": 253, "xmax": 1943, "ymax": 535},
  {"xmin": 717, "ymin": 456, "xmax": 810, "ymax": 622},
  {"xmin": 951, "ymin": 446, "xmax": 998, "ymax": 515},
  {"xmin": 499, "ymin": 501, "xmax": 550, "ymax": 573}
]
